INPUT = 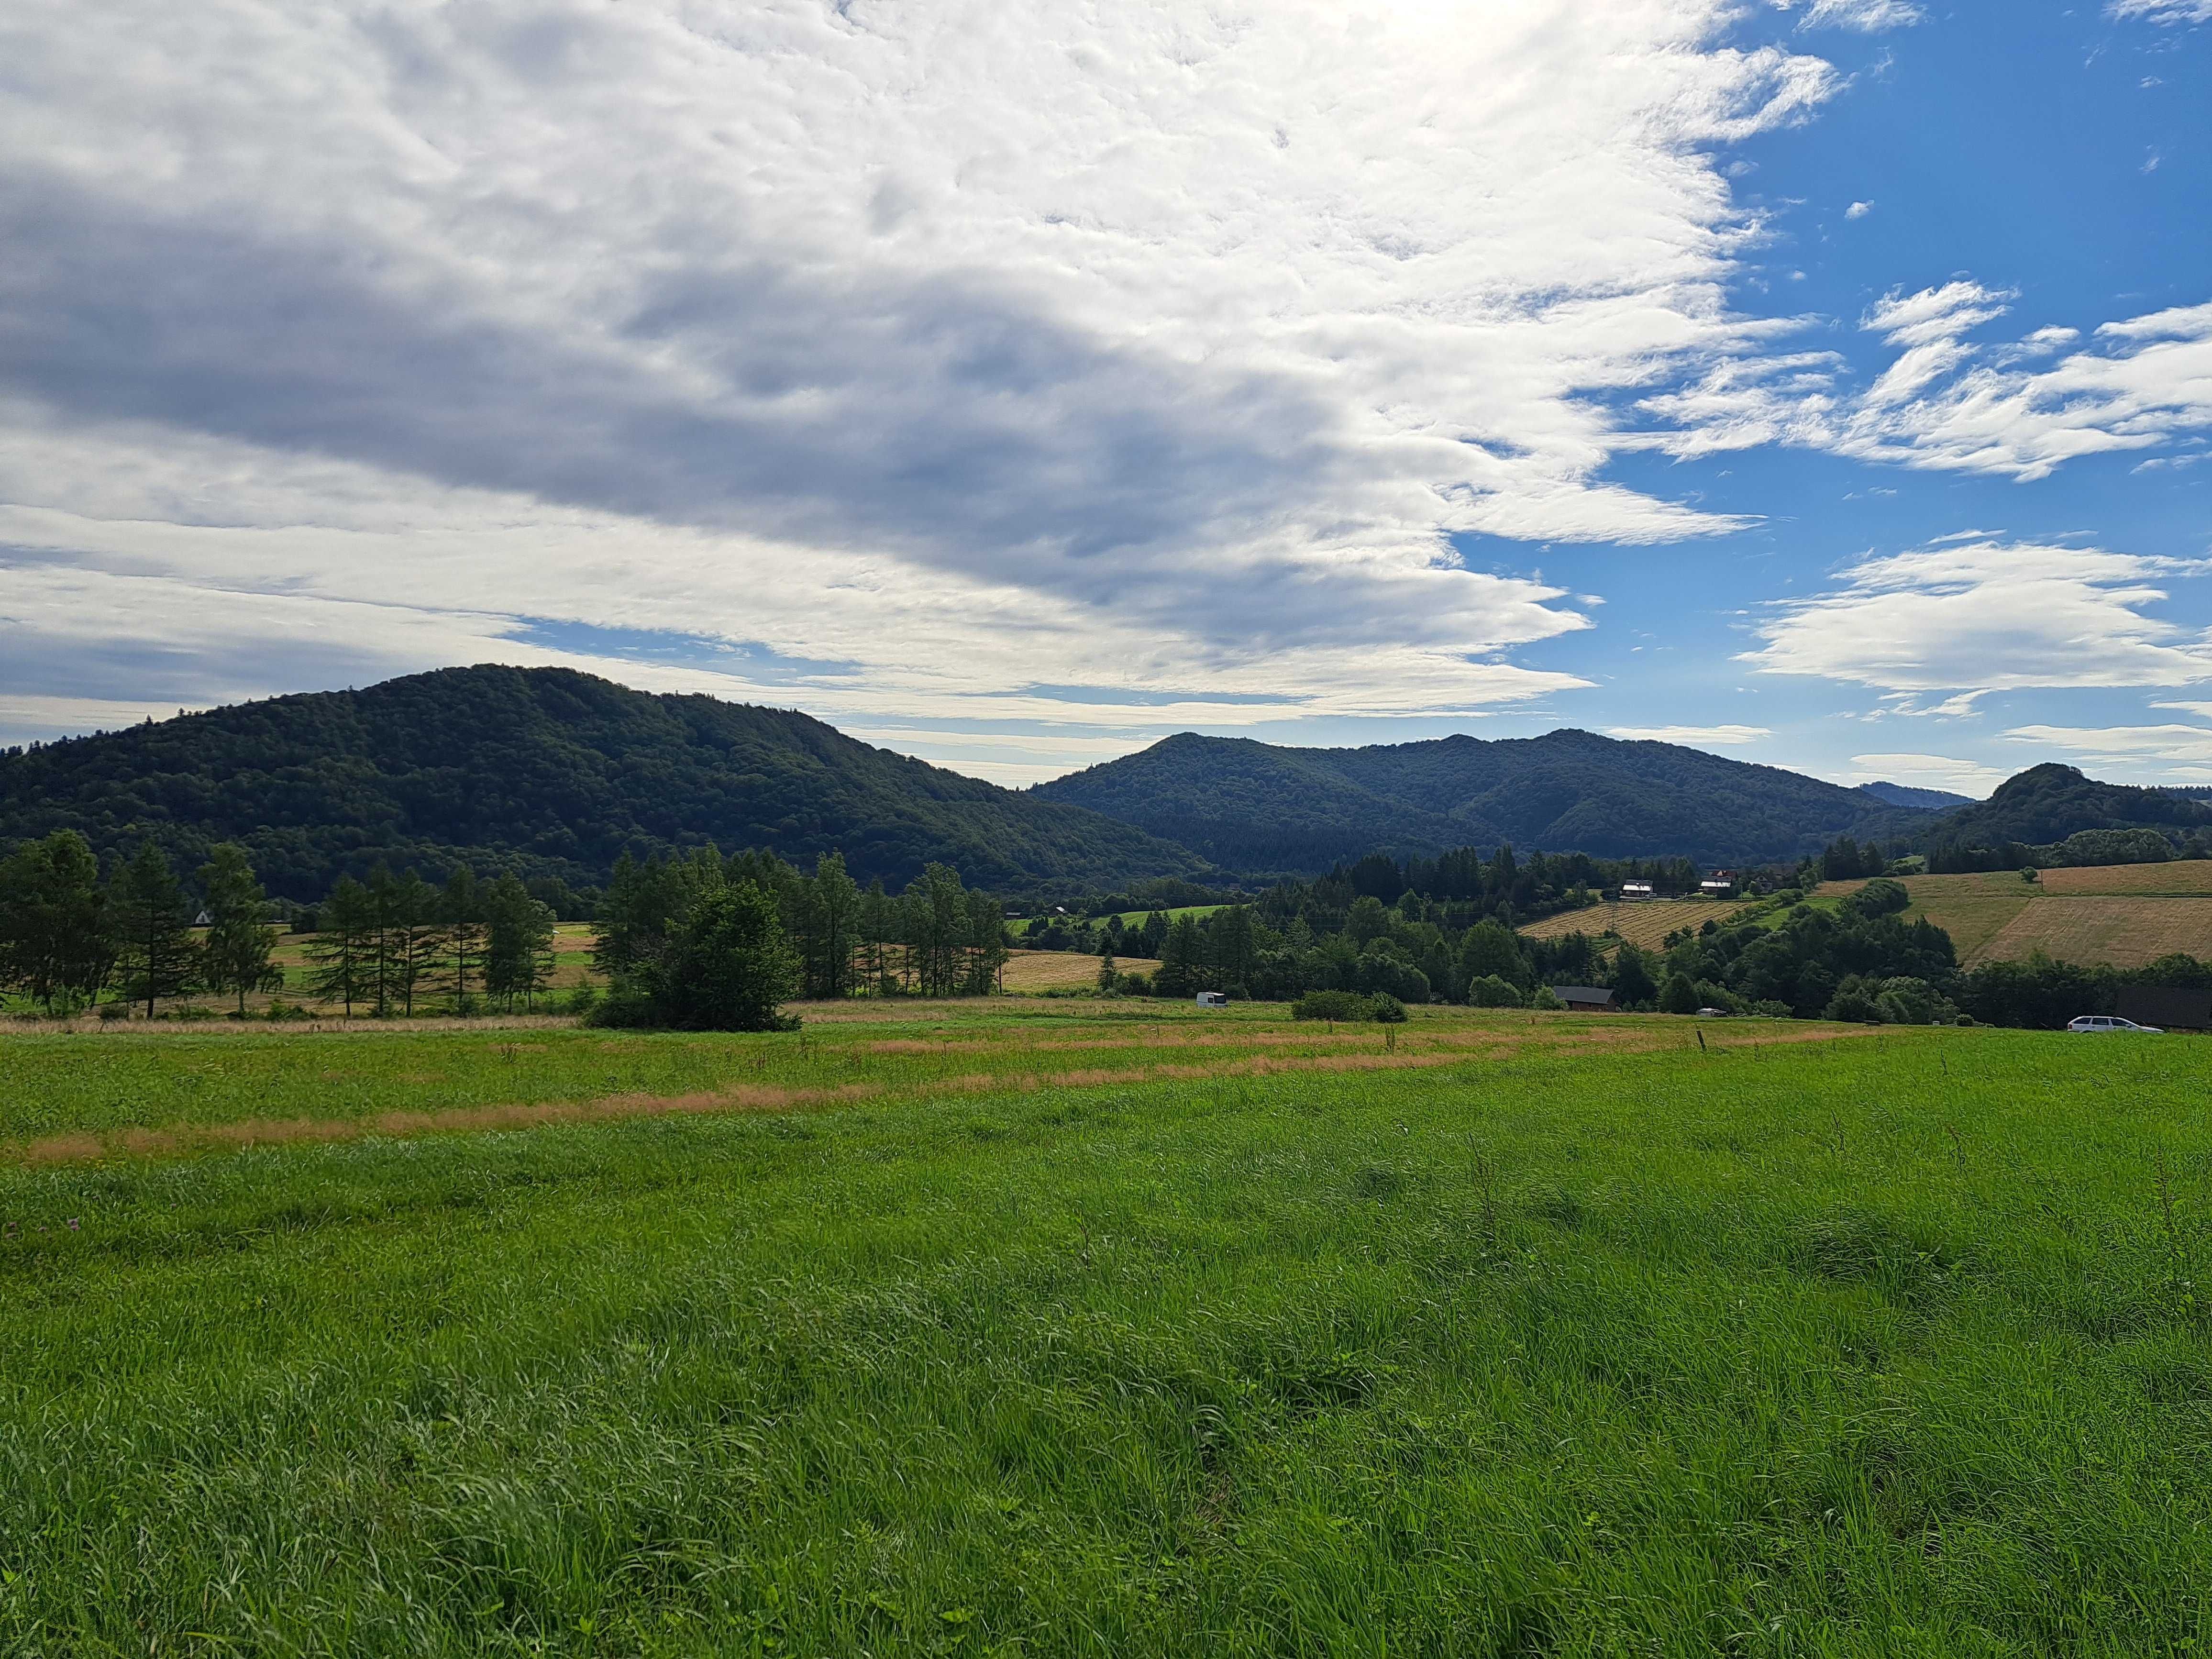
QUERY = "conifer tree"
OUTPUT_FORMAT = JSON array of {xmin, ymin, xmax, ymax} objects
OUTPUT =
[
  {"xmin": 485, "ymin": 873, "xmax": 556, "ymax": 1010},
  {"xmin": 199, "ymin": 843, "xmax": 283, "ymax": 1015},
  {"xmin": 0, "ymin": 829, "xmax": 111, "ymax": 1012},
  {"xmin": 111, "ymin": 844, "xmax": 199, "ymax": 1018},
  {"xmin": 384, "ymin": 867, "xmax": 441, "ymax": 1017},
  {"xmin": 306, "ymin": 875, "xmax": 376, "ymax": 1016},
  {"xmin": 803, "ymin": 851, "xmax": 861, "ymax": 999},
  {"xmin": 440, "ymin": 866, "xmax": 487, "ymax": 1013}
]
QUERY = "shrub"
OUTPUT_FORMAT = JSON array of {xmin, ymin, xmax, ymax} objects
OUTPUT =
[
  {"xmin": 592, "ymin": 881, "xmax": 800, "ymax": 1031},
  {"xmin": 1823, "ymin": 978, "xmax": 1884, "ymax": 1023},
  {"xmin": 1369, "ymin": 992, "xmax": 1408, "ymax": 1023},
  {"xmin": 1842, "ymin": 878, "xmax": 1911, "ymax": 919},
  {"xmin": 1467, "ymin": 974, "xmax": 1524, "ymax": 1008},
  {"xmin": 1526, "ymin": 986, "xmax": 1566, "ymax": 1011},
  {"xmin": 1293, "ymin": 989, "xmax": 1372, "ymax": 1022}
]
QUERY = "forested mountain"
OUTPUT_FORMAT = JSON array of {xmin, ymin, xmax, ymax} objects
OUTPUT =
[
  {"xmin": 1926, "ymin": 763, "xmax": 2212, "ymax": 854},
  {"xmin": 0, "ymin": 667, "xmax": 1203, "ymax": 900},
  {"xmin": 1857, "ymin": 781, "xmax": 1976, "ymax": 810},
  {"xmin": 1034, "ymin": 729, "xmax": 1931, "ymax": 873}
]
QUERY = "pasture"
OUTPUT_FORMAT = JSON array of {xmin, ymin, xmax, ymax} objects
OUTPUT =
[
  {"xmin": 5, "ymin": 1005, "xmax": 2212, "ymax": 1654},
  {"xmin": 1821, "ymin": 863, "xmax": 2212, "ymax": 967}
]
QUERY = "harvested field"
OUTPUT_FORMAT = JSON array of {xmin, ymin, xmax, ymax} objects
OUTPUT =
[
  {"xmin": 1819, "ymin": 866, "xmax": 2212, "ymax": 965},
  {"xmin": 1517, "ymin": 896, "xmax": 1752, "ymax": 950},
  {"xmin": 2038, "ymin": 860, "xmax": 2212, "ymax": 895},
  {"xmin": 999, "ymin": 948, "xmax": 1157, "ymax": 992},
  {"xmin": 1978, "ymin": 895, "xmax": 2212, "ymax": 968},
  {"xmin": 1816, "ymin": 872, "xmax": 2035, "ymax": 962}
]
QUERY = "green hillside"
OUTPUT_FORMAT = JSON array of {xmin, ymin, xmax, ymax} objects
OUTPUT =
[
  {"xmin": 1035, "ymin": 728, "xmax": 1930, "ymax": 873},
  {"xmin": 1928, "ymin": 763, "xmax": 2212, "ymax": 855},
  {"xmin": 0, "ymin": 666, "xmax": 1204, "ymax": 900}
]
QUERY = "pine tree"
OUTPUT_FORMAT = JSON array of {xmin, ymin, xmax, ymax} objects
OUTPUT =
[
  {"xmin": 199, "ymin": 843, "xmax": 282, "ymax": 1015},
  {"xmin": 111, "ymin": 844, "xmax": 199, "ymax": 1018},
  {"xmin": 306, "ymin": 875, "xmax": 376, "ymax": 1016}
]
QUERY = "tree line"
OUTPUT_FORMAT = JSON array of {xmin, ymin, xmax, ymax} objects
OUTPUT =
[
  {"xmin": 0, "ymin": 829, "xmax": 559, "ymax": 1018},
  {"xmin": 595, "ymin": 848, "xmax": 1009, "ymax": 1014}
]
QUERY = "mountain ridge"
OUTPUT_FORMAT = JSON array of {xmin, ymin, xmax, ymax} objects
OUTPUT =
[
  {"xmin": 0, "ymin": 666, "xmax": 1204, "ymax": 900},
  {"xmin": 1034, "ymin": 727, "xmax": 1937, "ymax": 872}
]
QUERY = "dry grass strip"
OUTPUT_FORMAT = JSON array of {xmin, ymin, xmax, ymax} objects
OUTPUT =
[{"xmin": 9, "ymin": 1024, "xmax": 1870, "ymax": 1167}]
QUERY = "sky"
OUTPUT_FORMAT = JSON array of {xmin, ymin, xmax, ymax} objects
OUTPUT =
[{"xmin": 2, "ymin": 0, "xmax": 2208, "ymax": 796}]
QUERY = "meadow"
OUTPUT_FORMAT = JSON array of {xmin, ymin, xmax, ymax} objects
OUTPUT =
[{"xmin": 5, "ymin": 1004, "xmax": 2212, "ymax": 1654}]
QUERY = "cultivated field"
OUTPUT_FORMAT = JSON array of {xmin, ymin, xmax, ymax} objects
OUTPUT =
[
  {"xmin": 1516, "ymin": 895, "xmax": 1753, "ymax": 950},
  {"xmin": 1820, "ymin": 864, "xmax": 2212, "ymax": 966},
  {"xmin": 8, "ymin": 1004, "xmax": 2208, "ymax": 1651}
]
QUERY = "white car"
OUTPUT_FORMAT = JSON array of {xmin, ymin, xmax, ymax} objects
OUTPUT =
[{"xmin": 2066, "ymin": 1015, "xmax": 2162, "ymax": 1033}]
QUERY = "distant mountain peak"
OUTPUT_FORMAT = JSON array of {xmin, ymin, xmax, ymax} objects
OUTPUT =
[
  {"xmin": 1034, "ymin": 725, "xmax": 1937, "ymax": 874},
  {"xmin": 0, "ymin": 665, "xmax": 1202, "ymax": 899},
  {"xmin": 1855, "ymin": 780, "xmax": 1978, "ymax": 810}
]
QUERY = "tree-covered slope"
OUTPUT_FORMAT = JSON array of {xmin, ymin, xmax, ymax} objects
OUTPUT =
[
  {"xmin": 1927, "ymin": 763, "xmax": 2212, "ymax": 851},
  {"xmin": 1856, "ymin": 781, "xmax": 1976, "ymax": 810},
  {"xmin": 0, "ymin": 667, "xmax": 1205, "ymax": 899},
  {"xmin": 1023, "ymin": 733, "xmax": 1471, "ymax": 873},
  {"xmin": 1036, "ymin": 728, "xmax": 1931, "ymax": 872}
]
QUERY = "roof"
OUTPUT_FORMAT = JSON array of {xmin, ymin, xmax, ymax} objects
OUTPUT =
[{"xmin": 1552, "ymin": 985, "xmax": 1616, "ymax": 1005}]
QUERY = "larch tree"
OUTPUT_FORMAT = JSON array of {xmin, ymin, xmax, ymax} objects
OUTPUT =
[
  {"xmin": 110, "ymin": 843, "xmax": 199, "ymax": 1018},
  {"xmin": 305, "ymin": 875, "xmax": 376, "ymax": 1017},
  {"xmin": 199, "ymin": 843, "xmax": 283, "ymax": 1015},
  {"xmin": 0, "ymin": 829, "xmax": 111, "ymax": 1012}
]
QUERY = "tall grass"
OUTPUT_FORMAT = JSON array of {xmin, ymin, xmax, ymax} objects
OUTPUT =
[{"xmin": 3, "ymin": 1017, "xmax": 2210, "ymax": 1653}]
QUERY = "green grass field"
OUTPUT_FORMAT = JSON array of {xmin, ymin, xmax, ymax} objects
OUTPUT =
[{"xmin": 6, "ymin": 1006, "xmax": 2212, "ymax": 1654}]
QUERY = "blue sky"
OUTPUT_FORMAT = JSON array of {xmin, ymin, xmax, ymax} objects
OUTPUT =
[{"xmin": 2, "ymin": 0, "xmax": 2208, "ymax": 795}]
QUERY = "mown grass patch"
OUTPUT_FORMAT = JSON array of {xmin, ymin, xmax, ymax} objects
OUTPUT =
[{"xmin": 3, "ymin": 1013, "xmax": 2211, "ymax": 1653}]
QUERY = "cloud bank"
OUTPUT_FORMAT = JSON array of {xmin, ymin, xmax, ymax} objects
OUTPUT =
[
  {"xmin": 0, "ymin": 0, "xmax": 1864, "ymax": 773},
  {"xmin": 1743, "ymin": 542, "xmax": 2212, "ymax": 706}
]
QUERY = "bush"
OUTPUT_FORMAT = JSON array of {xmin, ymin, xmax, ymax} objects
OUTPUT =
[
  {"xmin": 1823, "ymin": 979, "xmax": 1884, "ymax": 1023},
  {"xmin": 1467, "ymin": 974, "xmax": 1524, "ymax": 1008},
  {"xmin": 594, "ymin": 881, "xmax": 800, "ymax": 1031},
  {"xmin": 1526, "ymin": 986, "xmax": 1566, "ymax": 1011},
  {"xmin": 1292, "ymin": 995, "xmax": 1371, "ymax": 1022},
  {"xmin": 1369, "ymin": 992, "xmax": 1408, "ymax": 1024},
  {"xmin": 1842, "ymin": 878, "xmax": 1911, "ymax": 919}
]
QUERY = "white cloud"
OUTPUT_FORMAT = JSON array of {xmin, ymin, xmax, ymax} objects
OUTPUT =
[
  {"xmin": 1635, "ymin": 285, "xmax": 2212, "ymax": 479},
  {"xmin": 1796, "ymin": 0, "xmax": 1925, "ymax": 28},
  {"xmin": 1742, "ymin": 541, "xmax": 2212, "ymax": 697},
  {"xmin": 1845, "ymin": 199, "xmax": 1874, "ymax": 219},
  {"xmin": 1607, "ymin": 724, "xmax": 1771, "ymax": 745},
  {"xmin": 2106, "ymin": 0, "xmax": 2212, "ymax": 22},
  {"xmin": 1847, "ymin": 752, "xmax": 2008, "ymax": 793},
  {"xmin": 2004, "ymin": 724, "xmax": 2212, "ymax": 770},
  {"xmin": 0, "ymin": 0, "xmax": 1862, "ymax": 771}
]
